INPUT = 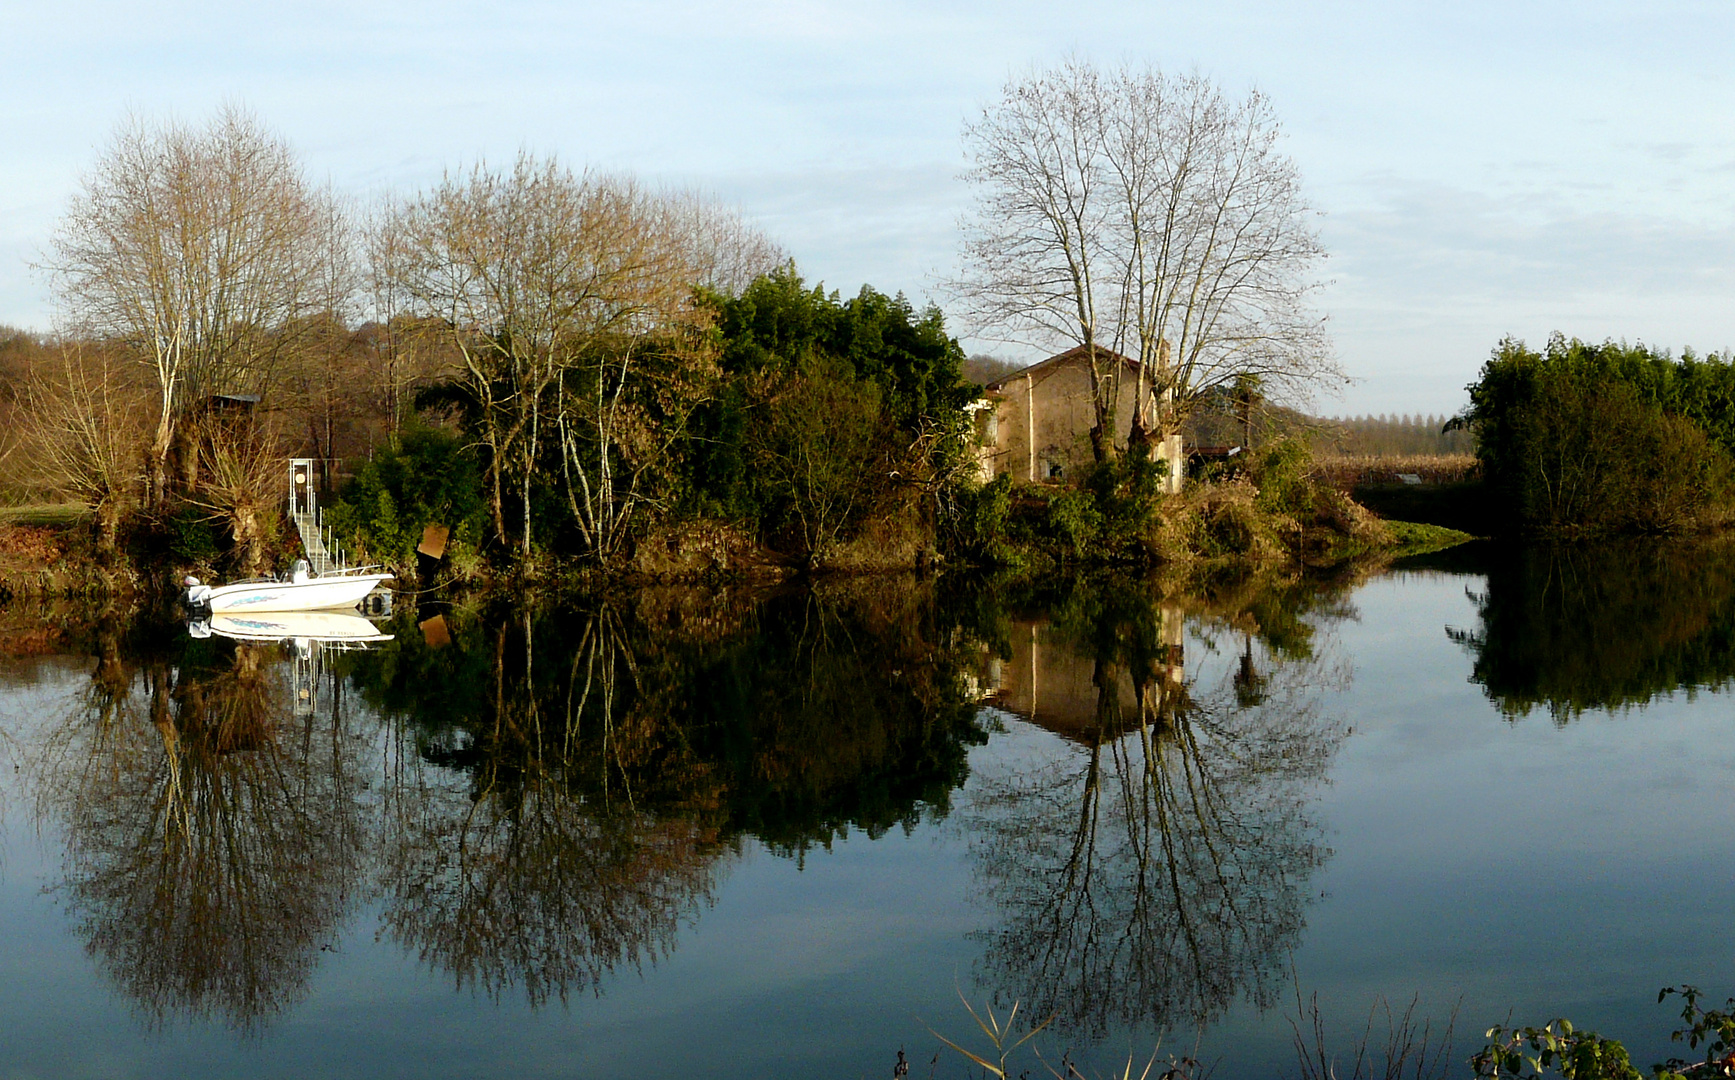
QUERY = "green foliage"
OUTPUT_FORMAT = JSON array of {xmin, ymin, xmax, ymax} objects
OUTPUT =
[
  {"xmin": 948, "ymin": 474, "xmax": 1017, "ymax": 565},
  {"xmin": 949, "ymin": 458, "xmax": 1168, "ymax": 567},
  {"xmin": 1655, "ymin": 986, "xmax": 1735, "ymax": 1080},
  {"xmin": 746, "ymin": 355, "xmax": 886, "ymax": 564},
  {"xmin": 710, "ymin": 265, "xmax": 972, "ymax": 424},
  {"xmin": 1381, "ymin": 519, "xmax": 1476, "ymax": 554},
  {"xmin": 166, "ymin": 505, "xmax": 220, "ymax": 565},
  {"xmin": 326, "ymin": 422, "xmax": 484, "ymax": 565},
  {"xmin": 1043, "ymin": 488, "xmax": 1103, "ymax": 557},
  {"xmin": 1472, "ymin": 1019, "xmax": 1640, "ymax": 1079},
  {"xmin": 1456, "ymin": 335, "xmax": 1735, "ymax": 534},
  {"xmin": 1085, "ymin": 455, "xmax": 1165, "ymax": 550},
  {"xmin": 1250, "ymin": 438, "xmax": 1316, "ymax": 517},
  {"xmin": 1469, "ymin": 988, "xmax": 1735, "ymax": 1080},
  {"xmin": 684, "ymin": 265, "xmax": 974, "ymax": 554}
]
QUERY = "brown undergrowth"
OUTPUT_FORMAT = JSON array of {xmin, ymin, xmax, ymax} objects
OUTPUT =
[{"xmin": 1310, "ymin": 453, "xmax": 1478, "ymax": 491}]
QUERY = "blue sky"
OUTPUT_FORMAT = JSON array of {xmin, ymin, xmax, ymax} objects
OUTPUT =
[{"xmin": 3, "ymin": 0, "xmax": 1732, "ymax": 415}]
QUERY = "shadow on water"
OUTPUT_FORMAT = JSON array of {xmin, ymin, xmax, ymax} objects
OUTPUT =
[
  {"xmin": 7, "ymin": 568, "xmax": 1366, "ymax": 1050},
  {"xmin": 1448, "ymin": 536, "xmax": 1735, "ymax": 721}
]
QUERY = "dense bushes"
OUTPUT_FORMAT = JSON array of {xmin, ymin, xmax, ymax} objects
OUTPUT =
[
  {"xmin": 939, "ymin": 443, "xmax": 1398, "ymax": 571},
  {"xmin": 322, "ymin": 267, "xmax": 978, "ymax": 574},
  {"xmin": 679, "ymin": 268, "xmax": 975, "ymax": 563},
  {"xmin": 324, "ymin": 423, "xmax": 485, "ymax": 567},
  {"xmin": 1458, "ymin": 336, "xmax": 1735, "ymax": 535}
]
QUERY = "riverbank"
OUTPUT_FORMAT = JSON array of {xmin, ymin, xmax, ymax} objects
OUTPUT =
[
  {"xmin": 0, "ymin": 484, "xmax": 1471, "ymax": 605},
  {"xmin": 0, "ymin": 519, "xmax": 140, "ymax": 604}
]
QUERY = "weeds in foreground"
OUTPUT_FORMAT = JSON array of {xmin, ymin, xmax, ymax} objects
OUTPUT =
[
  {"xmin": 925, "ymin": 993, "xmax": 1051, "ymax": 1078},
  {"xmin": 1291, "ymin": 989, "xmax": 1458, "ymax": 1080},
  {"xmin": 923, "ymin": 991, "xmax": 1205, "ymax": 1080}
]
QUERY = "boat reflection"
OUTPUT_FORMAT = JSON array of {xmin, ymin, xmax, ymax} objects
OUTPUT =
[
  {"xmin": 19, "ymin": 571, "xmax": 1353, "ymax": 1042},
  {"xmin": 190, "ymin": 611, "xmax": 393, "ymax": 646}
]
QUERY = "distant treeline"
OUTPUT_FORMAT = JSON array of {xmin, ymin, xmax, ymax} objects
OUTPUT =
[
  {"xmin": 1313, "ymin": 414, "xmax": 1473, "ymax": 457},
  {"xmin": 1176, "ymin": 387, "xmax": 1472, "ymax": 458},
  {"xmin": 1458, "ymin": 334, "xmax": 1735, "ymax": 535}
]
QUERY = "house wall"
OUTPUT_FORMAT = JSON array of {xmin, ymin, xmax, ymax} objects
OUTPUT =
[{"xmin": 976, "ymin": 359, "xmax": 1185, "ymax": 493}]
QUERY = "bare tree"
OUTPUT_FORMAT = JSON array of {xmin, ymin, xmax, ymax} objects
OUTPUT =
[
  {"xmin": 956, "ymin": 60, "xmax": 1336, "ymax": 466},
  {"xmin": 21, "ymin": 343, "xmax": 147, "ymax": 558},
  {"xmin": 958, "ymin": 60, "xmax": 1121, "ymax": 462},
  {"xmin": 181, "ymin": 411, "xmax": 286, "ymax": 576},
  {"xmin": 362, "ymin": 213, "xmax": 455, "ymax": 439},
  {"xmin": 661, "ymin": 188, "xmax": 787, "ymax": 298},
  {"xmin": 47, "ymin": 105, "xmax": 353, "ymax": 511},
  {"xmin": 375, "ymin": 156, "xmax": 767, "ymax": 565}
]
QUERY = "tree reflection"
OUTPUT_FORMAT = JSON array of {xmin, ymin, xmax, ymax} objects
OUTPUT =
[
  {"xmin": 39, "ymin": 627, "xmax": 366, "ymax": 1030},
  {"xmin": 966, "ymin": 577, "xmax": 1345, "ymax": 1037},
  {"xmin": 1447, "ymin": 537, "xmax": 1735, "ymax": 721},
  {"xmin": 353, "ymin": 581, "xmax": 989, "ymax": 1002},
  {"xmin": 372, "ymin": 604, "xmax": 729, "ymax": 1005}
]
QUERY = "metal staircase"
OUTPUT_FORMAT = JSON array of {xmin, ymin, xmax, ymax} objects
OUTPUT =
[{"xmin": 287, "ymin": 458, "xmax": 348, "ymax": 576}]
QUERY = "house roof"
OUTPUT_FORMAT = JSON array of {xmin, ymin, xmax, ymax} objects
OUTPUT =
[{"xmin": 982, "ymin": 344, "xmax": 1141, "ymax": 392}]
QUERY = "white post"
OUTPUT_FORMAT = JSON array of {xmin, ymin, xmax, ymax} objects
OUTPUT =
[{"xmin": 1025, "ymin": 372, "xmax": 1036, "ymax": 482}]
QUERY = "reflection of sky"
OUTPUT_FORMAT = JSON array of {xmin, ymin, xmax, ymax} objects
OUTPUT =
[
  {"xmin": 5, "ymin": 1, "xmax": 1735, "ymax": 413},
  {"xmin": 5, "ymin": 569, "xmax": 1735, "ymax": 1074},
  {"xmin": 1268, "ymin": 569, "xmax": 1735, "ymax": 1077}
]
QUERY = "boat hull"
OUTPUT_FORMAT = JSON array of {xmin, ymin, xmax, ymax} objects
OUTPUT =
[{"xmin": 200, "ymin": 573, "xmax": 394, "ymax": 613}]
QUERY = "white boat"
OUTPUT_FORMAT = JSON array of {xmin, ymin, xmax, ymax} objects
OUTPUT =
[
  {"xmin": 198, "ymin": 611, "xmax": 394, "ymax": 644},
  {"xmin": 184, "ymin": 563, "xmax": 393, "ymax": 614}
]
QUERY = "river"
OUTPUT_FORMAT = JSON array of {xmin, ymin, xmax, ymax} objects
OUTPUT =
[{"xmin": 1, "ymin": 540, "xmax": 1733, "ymax": 1078}]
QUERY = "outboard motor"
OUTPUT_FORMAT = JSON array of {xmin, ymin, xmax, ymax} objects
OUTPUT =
[{"xmin": 183, "ymin": 575, "xmax": 212, "ymax": 608}]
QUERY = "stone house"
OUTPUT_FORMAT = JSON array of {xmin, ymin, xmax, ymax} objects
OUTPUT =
[{"xmin": 973, "ymin": 345, "xmax": 1185, "ymax": 494}]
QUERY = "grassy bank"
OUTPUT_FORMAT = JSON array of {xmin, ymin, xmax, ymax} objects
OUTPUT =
[{"xmin": 0, "ymin": 503, "xmax": 91, "ymax": 527}]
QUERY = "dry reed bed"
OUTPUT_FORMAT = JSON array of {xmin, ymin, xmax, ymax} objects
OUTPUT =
[{"xmin": 1310, "ymin": 454, "xmax": 1479, "ymax": 491}]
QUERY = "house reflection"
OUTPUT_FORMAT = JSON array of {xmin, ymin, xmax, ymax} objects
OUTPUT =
[
  {"xmin": 965, "ymin": 589, "xmax": 1343, "ymax": 1039},
  {"xmin": 974, "ymin": 605, "xmax": 1187, "ymax": 745}
]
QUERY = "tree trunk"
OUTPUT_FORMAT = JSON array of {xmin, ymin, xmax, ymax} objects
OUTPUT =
[
  {"xmin": 484, "ymin": 430, "xmax": 507, "ymax": 552},
  {"xmin": 94, "ymin": 499, "xmax": 121, "ymax": 564},
  {"xmin": 1083, "ymin": 344, "xmax": 1119, "ymax": 466},
  {"xmin": 148, "ymin": 418, "xmax": 173, "ymax": 513},
  {"xmin": 232, "ymin": 505, "xmax": 264, "ymax": 576}
]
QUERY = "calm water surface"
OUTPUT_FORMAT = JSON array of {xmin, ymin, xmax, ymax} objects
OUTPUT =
[{"xmin": 2, "ymin": 541, "xmax": 1734, "ymax": 1078}]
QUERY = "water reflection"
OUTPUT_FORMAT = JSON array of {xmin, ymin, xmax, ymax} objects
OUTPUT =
[
  {"xmin": 40, "ymin": 625, "xmax": 368, "ymax": 1029},
  {"xmin": 365, "ymin": 604, "xmax": 730, "ymax": 1005},
  {"xmin": 342, "ymin": 581, "xmax": 989, "ymax": 999},
  {"xmin": 964, "ymin": 576, "xmax": 1348, "ymax": 1037},
  {"xmin": 1449, "ymin": 537, "xmax": 1735, "ymax": 721},
  {"xmin": 15, "ymin": 572, "xmax": 1349, "ymax": 1042}
]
